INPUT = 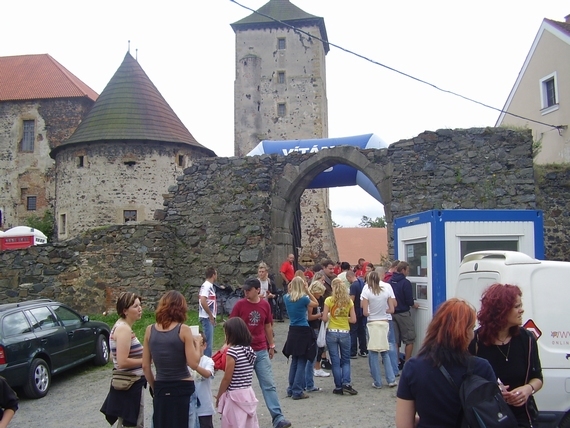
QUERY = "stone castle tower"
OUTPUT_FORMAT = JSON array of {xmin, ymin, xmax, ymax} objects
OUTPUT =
[
  {"xmin": 50, "ymin": 52, "xmax": 215, "ymax": 239},
  {"xmin": 231, "ymin": 0, "xmax": 338, "ymax": 264}
]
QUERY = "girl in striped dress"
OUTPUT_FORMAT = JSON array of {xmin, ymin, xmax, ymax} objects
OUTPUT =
[{"xmin": 215, "ymin": 317, "xmax": 259, "ymax": 428}]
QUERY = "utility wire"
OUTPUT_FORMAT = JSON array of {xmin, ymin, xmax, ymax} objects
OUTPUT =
[{"xmin": 230, "ymin": 0, "xmax": 565, "ymax": 132}]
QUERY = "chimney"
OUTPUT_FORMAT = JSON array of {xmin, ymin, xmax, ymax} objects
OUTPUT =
[{"xmin": 565, "ymin": 14, "xmax": 570, "ymax": 23}]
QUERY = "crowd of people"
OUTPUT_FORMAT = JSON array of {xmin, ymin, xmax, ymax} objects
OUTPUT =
[{"xmin": 93, "ymin": 254, "xmax": 543, "ymax": 428}]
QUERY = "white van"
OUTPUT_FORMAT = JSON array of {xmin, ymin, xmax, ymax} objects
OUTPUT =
[{"xmin": 456, "ymin": 251, "xmax": 570, "ymax": 427}]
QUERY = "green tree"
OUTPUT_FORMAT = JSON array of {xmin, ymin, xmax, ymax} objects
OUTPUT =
[
  {"xmin": 359, "ymin": 215, "xmax": 386, "ymax": 228},
  {"xmin": 332, "ymin": 219, "xmax": 341, "ymax": 228},
  {"xmin": 25, "ymin": 210, "xmax": 54, "ymax": 239}
]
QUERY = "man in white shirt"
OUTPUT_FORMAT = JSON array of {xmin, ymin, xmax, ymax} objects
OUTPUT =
[{"xmin": 199, "ymin": 267, "xmax": 217, "ymax": 357}]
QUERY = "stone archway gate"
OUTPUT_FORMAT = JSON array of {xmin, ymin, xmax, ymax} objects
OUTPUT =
[{"xmin": 0, "ymin": 127, "xmax": 541, "ymax": 312}]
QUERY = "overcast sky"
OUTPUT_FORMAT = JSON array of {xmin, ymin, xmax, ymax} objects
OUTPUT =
[{"xmin": 1, "ymin": 1, "xmax": 568, "ymax": 226}]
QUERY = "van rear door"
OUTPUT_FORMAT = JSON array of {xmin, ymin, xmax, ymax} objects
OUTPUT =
[{"xmin": 455, "ymin": 271, "xmax": 500, "ymax": 314}]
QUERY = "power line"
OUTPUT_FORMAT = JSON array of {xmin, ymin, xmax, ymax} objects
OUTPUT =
[{"xmin": 229, "ymin": 0, "xmax": 565, "ymax": 132}]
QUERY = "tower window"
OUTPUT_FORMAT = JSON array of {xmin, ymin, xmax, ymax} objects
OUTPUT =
[
  {"xmin": 27, "ymin": 196, "xmax": 37, "ymax": 211},
  {"xmin": 278, "ymin": 71, "xmax": 285, "ymax": 84},
  {"xmin": 21, "ymin": 120, "xmax": 35, "ymax": 152},
  {"xmin": 278, "ymin": 38, "xmax": 286, "ymax": 50},
  {"xmin": 78, "ymin": 156, "xmax": 84, "ymax": 168},
  {"xmin": 178, "ymin": 155, "xmax": 185, "ymax": 167},
  {"xmin": 124, "ymin": 210, "xmax": 137, "ymax": 223},
  {"xmin": 59, "ymin": 214, "xmax": 67, "ymax": 235},
  {"xmin": 277, "ymin": 103, "xmax": 286, "ymax": 117}
]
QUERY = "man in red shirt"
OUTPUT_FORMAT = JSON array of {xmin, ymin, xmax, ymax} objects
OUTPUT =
[
  {"xmin": 354, "ymin": 258, "xmax": 367, "ymax": 279},
  {"xmin": 230, "ymin": 278, "xmax": 291, "ymax": 428},
  {"xmin": 279, "ymin": 254, "xmax": 295, "ymax": 286}
]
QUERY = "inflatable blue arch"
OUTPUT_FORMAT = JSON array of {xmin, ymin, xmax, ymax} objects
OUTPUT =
[{"xmin": 247, "ymin": 134, "xmax": 388, "ymax": 203}]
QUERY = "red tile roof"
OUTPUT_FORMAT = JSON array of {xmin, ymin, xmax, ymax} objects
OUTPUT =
[
  {"xmin": 0, "ymin": 54, "xmax": 98, "ymax": 102},
  {"xmin": 333, "ymin": 227, "xmax": 388, "ymax": 266}
]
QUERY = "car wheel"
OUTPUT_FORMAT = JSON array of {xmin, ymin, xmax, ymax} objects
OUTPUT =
[
  {"xmin": 93, "ymin": 334, "xmax": 109, "ymax": 366},
  {"xmin": 23, "ymin": 358, "xmax": 51, "ymax": 398}
]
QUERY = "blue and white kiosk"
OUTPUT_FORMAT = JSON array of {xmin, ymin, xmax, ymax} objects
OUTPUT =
[{"xmin": 393, "ymin": 209, "xmax": 544, "ymax": 353}]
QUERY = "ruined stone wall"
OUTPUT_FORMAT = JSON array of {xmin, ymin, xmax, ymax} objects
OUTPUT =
[
  {"xmin": 385, "ymin": 128, "xmax": 537, "ymax": 253},
  {"xmin": 0, "ymin": 98, "xmax": 93, "ymax": 230},
  {"xmin": 1, "ymin": 128, "xmax": 559, "ymax": 313},
  {"xmin": 53, "ymin": 142, "xmax": 206, "ymax": 240},
  {"xmin": 535, "ymin": 164, "xmax": 570, "ymax": 261},
  {"xmin": 0, "ymin": 223, "xmax": 175, "ymax": 314}
]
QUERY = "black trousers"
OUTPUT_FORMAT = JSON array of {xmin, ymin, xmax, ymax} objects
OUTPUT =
[{"xmin": 350, "ymin": 315, "xmax": 368, "ymax": 355}]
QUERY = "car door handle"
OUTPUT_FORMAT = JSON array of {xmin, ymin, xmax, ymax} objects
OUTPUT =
[
  {"xmin": 41, "ymin": 338, "xmax": 48, "ymax": 344},
  {"xmin": 67, "ymin": 332, "xmax": 74, "ymax": 337}
]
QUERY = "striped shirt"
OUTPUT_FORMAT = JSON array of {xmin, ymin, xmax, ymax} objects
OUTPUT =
[
  {"xmin": 226, "ymin": 345, "xmax": 256, "ymax": 391},
  {"xmin": 110, "ymin": 321, "xmax": 144, "ymax": 376}
]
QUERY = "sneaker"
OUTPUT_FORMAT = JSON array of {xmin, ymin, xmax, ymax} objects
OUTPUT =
[
  {"xmin": 333, "ymin": 388, "xmax": 344, "ymax": 395},
  {"xmin": 395, "ymin": 372, "xmax": 400, "ymax": 377},
  {"xmin": 276, "ymin": 420, "xmax": 292, "ymax": 428},
  {"xmin": 292, "ymin": 392, "xmax": 310, "ymax": 400},
  {"xmin": 388, "ymin": 381, "xmax": 398, "ymax": 388},
  {"xmin": 342, "ymin": 384, "xmax": 358, "ymax": 395},
  {"xmin": 372, "ymin": 383, "xmax": 382, "ymax": 389},
  {"xmin": 306, "ymin": 386, "xmax": 322, "ymax": 392},
  {"xmin": 314, "ymin": 369, "xmax": 330, "ymax": 377},
  {"xmin": 350, "ymin": 354, "xmax": 358, "ymax": 359},
  {"xmin": 359, "ymin": 351, "xmax": 369, "ymax": 357}
]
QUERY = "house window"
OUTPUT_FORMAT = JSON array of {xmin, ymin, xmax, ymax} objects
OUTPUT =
[
  {"xmin": 277, "ymin": 103, "xmax": 286, "ymax": 117},
  {"xmin": 178, "ymin": 155, "xmax": 185, "ymax": 167},
  {"xmin": 27, "ymin": 196, "xmax": 37, "ymax": 211},
  {"xmin": 59, "ymin": 214, "xmax": 67, "ymax": 235},
  {"xmin": 278, "ymin": 71, "xmax": 285, "ymax": 84},
  {"xmin": 78, "ymin": 156, "xmax": 84, "ymax": 168},
  {"xmin": 544, "ymin": 79, "xmax": 556, "ymax": 107},
  {"xmin": 21, "ymin": 120, "xmax": 35, "ymax": 152},
  {"xmin": 124, "ymin": 210, "xmax": 137, "ymax": 223},
  {"xmin": 278, "ymin": 38, "xmax": 286, "ymax": 50},
  {"xmin": 540, "ymin": 72, "xmax": 559, "ymax": 114}
]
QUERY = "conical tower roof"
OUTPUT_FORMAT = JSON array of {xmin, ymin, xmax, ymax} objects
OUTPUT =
[
  {"xmin": 51, "ymin": 52, "xmax": 215, "ymax": 158},
  {"xmin": 231, "ymin": 0, "xmax": 328, "ymax": 54}
]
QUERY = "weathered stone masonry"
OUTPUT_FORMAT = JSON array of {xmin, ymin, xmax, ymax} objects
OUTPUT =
[{"xmin": 1, "ymin": 127, "xmax": 568, "ymax": 313}]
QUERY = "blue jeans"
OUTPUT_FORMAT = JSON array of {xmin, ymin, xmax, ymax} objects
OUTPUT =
[
  {"xmin": 287, "ymin": 356, "xmax": 308, "ymax": 397},
  {"xmin": 326, "ymin": 331, "xmax": 351, "ymax": 389},
  {"xmin": 350, "ymin": 315, "xmax": 368, "ymax": 355},
  {"xmin": 304, "ymin": 354, "xmax": 316, "ymax": 390},
  {"xmin": 254, "ymin": 349, "xmax": 286, "ymax": 427},
  {"xmin": 388, "ymin": 320, "xmax": 399, "ymax": 376},
  {"xmin": 199, "ymin": 317, "xmax": 213, "ymax": 357},
  {"xmin": 369, "ymin": 350, "xmax": 396, "ymax": 387}
]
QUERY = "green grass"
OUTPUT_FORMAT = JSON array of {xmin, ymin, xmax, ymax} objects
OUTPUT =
[{"xmin": 90, "ymin": 310, "xmax": 226, "ymax": 350}]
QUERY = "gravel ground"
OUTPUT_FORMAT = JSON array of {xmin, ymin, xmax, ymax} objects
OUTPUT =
[{"xmin": 11, "ymin": 320, "xmax": 397, "ymax": 428}]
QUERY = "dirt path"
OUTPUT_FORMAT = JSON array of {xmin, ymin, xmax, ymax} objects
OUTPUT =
[{"xmin": 11, "ymin": 321, "xmax": 397, "ymax": 428}]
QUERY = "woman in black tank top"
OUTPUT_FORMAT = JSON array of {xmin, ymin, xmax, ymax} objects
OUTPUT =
[{"xmin": 143, "ymin": 291, "xmax": 201, "ymax": 428}]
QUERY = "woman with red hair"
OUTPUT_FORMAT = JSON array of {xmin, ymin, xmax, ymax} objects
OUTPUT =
[
  {"xmin": 396, "ymin": 298, "xmax": 495, "ymax": 427},
  {"xmin": 469, "ymin": 284, "xmax": 543, "ymax": 427},
  {"xmin": 142, "ymin": 290, "xmax": 202, "ymax": 427}
]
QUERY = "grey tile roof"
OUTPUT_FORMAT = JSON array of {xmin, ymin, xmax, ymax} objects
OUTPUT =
[
  {"xmin": 231, "ymin": 0, "xmax": 329, "ymax": 54},
  {"xmin": 52, "ymin": 52, "xmax": 215, "ymax": 157}
]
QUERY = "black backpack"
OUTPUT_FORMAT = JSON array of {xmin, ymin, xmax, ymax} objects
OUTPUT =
[{"xmin": 439, "ymin": 358, "xmax": 518, "ymax": 428}]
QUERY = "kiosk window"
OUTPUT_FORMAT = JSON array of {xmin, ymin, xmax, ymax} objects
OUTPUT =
[{"xmin": 405, "ymin": 242, "xmax": 428, "ymax": 277}]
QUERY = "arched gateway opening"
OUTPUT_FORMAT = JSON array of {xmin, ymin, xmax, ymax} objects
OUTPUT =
[{"xmin": 269, "ymin": 145, "xmax": 392, "ymax": 279}]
